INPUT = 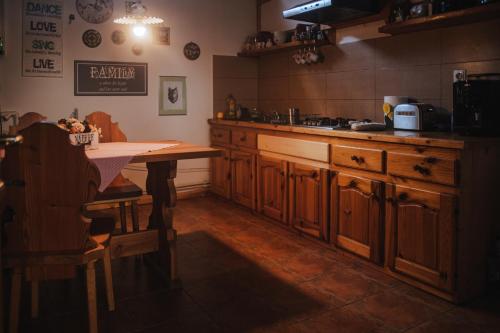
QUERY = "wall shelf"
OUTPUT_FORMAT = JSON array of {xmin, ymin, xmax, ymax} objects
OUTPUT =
[
  {"xmin": 379, "ymin": 2, "xmax": 500, "ymax": 35},
  {"xmin": 237, "ymin": 38, "xmax": 333, "ymax": 58}
]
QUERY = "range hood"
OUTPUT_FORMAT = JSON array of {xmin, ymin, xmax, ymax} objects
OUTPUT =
[{"xmin": 282, "ymin": 0, "xmax": 378, "ymax": 25}]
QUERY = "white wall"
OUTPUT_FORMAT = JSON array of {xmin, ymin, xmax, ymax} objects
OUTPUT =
[
  {"xmin": 260, "ymin": 0, "xmax": 385, "ymax": 44},
  {"xmin": 0, "ymin": 0, "xmax": 256, "ymax": 190}
]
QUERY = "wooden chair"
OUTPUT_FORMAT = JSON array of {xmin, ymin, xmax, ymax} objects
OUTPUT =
[
  {"xmin": 2, "ymin": 123, "xmax": 115, "ymax": 333},
  {"xmin": 85, "ymin": 112, "xmax": 142, "ymax": 233},
  {"xmin": 8, "ymin": 112, "xmax": 47, "ymax": 134}
]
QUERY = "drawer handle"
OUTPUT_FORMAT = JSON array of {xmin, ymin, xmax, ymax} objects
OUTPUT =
[
  {"xmin": 414, "ymin": 164, "xmax": 431, "ymax": 176},
  {"xmin": 398, "ymin": 193, "xmax": 408, "ymax": 201},
  {"xmin": 240, "ymin": 136, "xmax": 247, "ymax": 142},
  {"xmin": 425, "ymin": 157, "xmax": 437, "ymax": 164},
  {"xmin": 310, "ymin": 171, "xmax": 318, "ymax": 179},
  {"xmin": 351, "ymin": 155, "xmax": 365, "ymax": 164},
  {"xmin": 348, "ymin": 180, "xmax": 357, "ymax": 188}
]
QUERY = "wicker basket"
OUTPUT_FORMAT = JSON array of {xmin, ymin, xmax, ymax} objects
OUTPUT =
[{"xmin": 69, "ymin": 132, "xmax": 99, "ymax": 149}]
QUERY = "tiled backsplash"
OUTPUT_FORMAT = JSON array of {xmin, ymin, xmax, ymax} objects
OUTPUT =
[{"xmin": 214, "ymin": 19, "xmax": 500, "ymax": 121}]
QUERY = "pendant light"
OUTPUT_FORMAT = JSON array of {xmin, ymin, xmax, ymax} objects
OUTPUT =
[{"xmin": 114, "ymin": 1, "xmax": 164, "ymax": 37}]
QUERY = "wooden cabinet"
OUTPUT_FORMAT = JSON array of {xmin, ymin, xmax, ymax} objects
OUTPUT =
[
  {"xmin": 331, "ymin": 173, "xmax": 384, "ymax": 263},
  {"xmin": 288, "ymin": 163, "xmax": 329, "ymax": 241},
  {"xmin": 257, "ymin": 156, "xmax": 287, "ymax": 224},
  {"xmin": 385, "ymin": 184, "xmax": 456, "ymax": 292},
  {"xmin": 209, "ymin": 146, "xmax": 231, "ymax": 199},
  {"xmin": 210, "ymin": 127, "xmax": 231, "ymax": 145},
  {"xmin": 230, "ymin": 150, "xmax": 255, "ymax": 209}
]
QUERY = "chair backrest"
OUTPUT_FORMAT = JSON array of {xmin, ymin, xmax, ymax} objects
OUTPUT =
[
  {"xmin": 86, "ymin": 111, "xmax": 127, "ymax": 143},
  {"xmin": 2, "ymin": 123, "xmax": 101, "ymax": 255},
  {"xmin": 10, "ymin": 112, "xmax": 47, "ymax": 134}
]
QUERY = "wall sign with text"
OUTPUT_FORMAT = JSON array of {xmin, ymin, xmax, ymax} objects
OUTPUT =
[
  {"xmin": 74, "ymin": 61, "xmax": 148, "ymax": 96},
  {"xmin": 22, "ymin": 0, "xmax": 63, "ymax": 77}
]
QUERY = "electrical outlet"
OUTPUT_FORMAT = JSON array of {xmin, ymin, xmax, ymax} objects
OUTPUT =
[{"xmin": 453, "ymin": 69, "xmax": 467, "ymax": 83}]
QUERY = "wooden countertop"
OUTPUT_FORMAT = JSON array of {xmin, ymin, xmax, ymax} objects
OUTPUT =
[{"xmin": 208, "ymin": 119, "xmax": 500, "ymax": 149}]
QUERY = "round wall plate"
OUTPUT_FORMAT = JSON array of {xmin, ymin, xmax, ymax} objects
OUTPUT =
[
  {"xmin": 111, "ymin": 30, "xmax": 126, "ymax": 45},
  {"xmin": 76, "ymin": 0, "xmax": 114, "ymax": 24},
  {"xmin": 82, "ymin": 29, "xmax": 102, "ymax": 48},
  {"xmin": 132, "ymin": 43, "xmax": 143, "ymax": 56},
  {"xmin": 184, "ymin": 42, "xmax": 200, "ymax": 60}
]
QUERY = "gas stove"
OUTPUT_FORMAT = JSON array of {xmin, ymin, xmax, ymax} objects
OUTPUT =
[{"xmin": 299, "ymin": 117, "xmax": 371, "ymax": 130}]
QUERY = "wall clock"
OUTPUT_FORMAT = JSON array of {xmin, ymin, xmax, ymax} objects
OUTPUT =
[
  {"xmin": 82, "ymin": 29, "xmax": 102, "ymax": 48},
  {"xmin": 184, "ymin": 42, "xmax": 200, "ymax": 61},
  {"xmin": 76, "ymin": 0, "xmax": 114, "ymax": 24}
]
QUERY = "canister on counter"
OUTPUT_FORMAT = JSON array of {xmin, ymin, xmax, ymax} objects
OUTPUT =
[{"xmin": 383, "ymin": 96, "xmax": 409, "ymax": 129}]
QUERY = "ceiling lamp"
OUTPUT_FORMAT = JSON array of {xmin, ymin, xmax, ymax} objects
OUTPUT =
[{"xmin": 114, "ymin": 1, "xmax": 164, "ymax": 36}]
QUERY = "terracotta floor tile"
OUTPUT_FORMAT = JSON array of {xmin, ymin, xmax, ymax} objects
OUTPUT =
[
  {"xmin": 289, "ymin": 307, "xmax": 386, "ymax": 333},
  {"xmin": 306, "ymin": 267, "xmax": 386, "ymax": 304},
  {"xmin": 405, "ymin": 312, "xmax": 481, "ymax": 333},
  {"xmin": 9, "ymin": 195, "xmax": 499, "ymax": 333},
  {"xmin": 344, "ymin": 289, "xmax": 439, "ymax": 331}
]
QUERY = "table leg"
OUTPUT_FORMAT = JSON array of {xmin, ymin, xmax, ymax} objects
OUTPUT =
[{"xmin": 146, "ymin": 160, "xmax": 181, "ymax": 288}]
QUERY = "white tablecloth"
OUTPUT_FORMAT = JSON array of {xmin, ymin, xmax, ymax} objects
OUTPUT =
[{"xmin": 86, "ymin": 142, "xmax": 178, "ymax": 191}]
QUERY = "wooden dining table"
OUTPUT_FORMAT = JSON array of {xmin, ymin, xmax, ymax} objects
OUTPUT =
[{"xmin": 90, "ymin": 141, "xmax": 221, "ymax": 287}]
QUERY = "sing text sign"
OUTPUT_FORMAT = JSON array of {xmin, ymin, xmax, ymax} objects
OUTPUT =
[
  {"xmin": 22, "ymin": 0, "xmax": 63, "ymax": 77},
  {"xmin": 74, "ymin": 61, "xmax": 148, "ymax": 96}
]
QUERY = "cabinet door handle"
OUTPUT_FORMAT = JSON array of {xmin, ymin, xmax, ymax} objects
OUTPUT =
[
  {"xmin": 414, "ymin": 164, "xmax": 430, "ymax": 176},
  {"xmin": 310, "ymin": 171, "xmax": 318, "ymax": 179},
  {"xmin": 440, "ymin": 271, "xmax": 448, "ymax": 281},
  {"xmin": 425, "ymin": 157, "xmax": 437, "ymax": 164},
  {"xmin": 344, "ymin": 209, "xmax": 352, "ymax": 215},
  {"xmin": 351, "ymin": 155, "xmax": 365, "ymax": 164}
]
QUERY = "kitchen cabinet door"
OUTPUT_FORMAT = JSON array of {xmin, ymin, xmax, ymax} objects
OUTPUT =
[
  {"xmin": 288, "ymin": 163, "xmax": 329, "ymax": 241},
  {"xmin": 385, "ymin": 184, "xmax": 456, "ymax": 292},
  {"xmin": 331, "ymin": 173, "xmax": 384, "ymax": 264},
  {"xmin": 209, "ymin": 146, "xmax": 231, "ymax": 199},
  {"xmin": 231, "ymin": 150, "xmax": 256, "ymax": 209},
  {"xmin": 257, "ymin": 156, "xmax": 287, "ymax": 224}
]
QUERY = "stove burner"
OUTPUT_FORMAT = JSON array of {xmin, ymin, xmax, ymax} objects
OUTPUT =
[{"xmin": 301, "ymin": 116, "xmax": 364, "ymax": 129}]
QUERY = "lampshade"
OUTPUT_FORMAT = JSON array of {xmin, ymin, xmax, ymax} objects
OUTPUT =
[{"xmin": 113, "ymin": 0, "xmax": 164, "ymax": 25}]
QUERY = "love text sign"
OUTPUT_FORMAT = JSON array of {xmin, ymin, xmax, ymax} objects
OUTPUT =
[{"xmin": 22, "ymin": 0, "xmax": 63, "ymax": 77}]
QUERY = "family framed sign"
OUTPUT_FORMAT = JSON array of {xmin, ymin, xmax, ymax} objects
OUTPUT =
[
  {"xmin": 22, "ymin": 0, "xmax": 63, "ymax": 77},
  {"xmin": 74, "ymin": 60, "xmax": 148, "ymax": 96}
]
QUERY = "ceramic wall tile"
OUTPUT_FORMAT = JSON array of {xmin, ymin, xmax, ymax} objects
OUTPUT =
[
  {"xmin": 441, "ymin": 19, "xmax": 500, "ymax": 64},
  {"xmin": 213, "ymin": 55, "xmax": 258, "ymax": 79},
  {"xmin": 326, "ymin": 100, "xmax": 376, "ymax": 120},
  {"xmin": 259, "ymin": 52, "xmax": 290, "ymax": 78},
  {"xmin": 214, "ymin": 78, "xmax": 258, "ymax": 101},
  {"xmin": 326, "ymin": 69, "xmax": 375, "ymax": 100},
  {"xmin": 289, "ymin": 73, "xmax": 326, "ymax": 99},
  {"xmin": 258, "ymin": 77, "xmax": 289, "ymax": 100}
]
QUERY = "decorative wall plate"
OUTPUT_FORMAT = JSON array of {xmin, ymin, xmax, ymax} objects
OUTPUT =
[
  {"xmin": 76, "ymin": 0, "xmax": 114, "ymax": 24},
  {"xmin": 82, "ymin": 30, "xmax": 102, "ymax": 48},
  {"xmin": 111, "ymin": 30, "xmax": 126, "ymax": 45},
  {"xmin": 184, "ymin": 42, "xmax": 200, "ymax": 60},
  {"xmin": 132, "ymin": 43, "xmax": 143, "ymax": 56}
]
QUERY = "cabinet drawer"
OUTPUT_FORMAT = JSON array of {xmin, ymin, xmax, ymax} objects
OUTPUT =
[
  {"xmin": 232, "ymin": 130, "xmax": 257, "ymax": 149},
  {"xmin": 387, "ymin": 152, "xmax": 457, "ymax": 186},
  {"xmin": 332, "ymin": 145, "xmax": 385, "ymax": 173},
  {"xmin": 211, "ymin": 128, "xmax": 231, "ymax": 145}
]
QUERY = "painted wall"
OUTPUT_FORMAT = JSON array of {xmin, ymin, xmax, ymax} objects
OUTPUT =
[{"xmin": 0, "ymin": 0, "xmax": 256, "ymax": 190}]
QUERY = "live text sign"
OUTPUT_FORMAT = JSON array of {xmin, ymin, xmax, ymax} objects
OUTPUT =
[
  {"xmin": 74, "ymin": 61, "xmax": 148, "ymax": 96},
  {"xmin": 22, "ymin": 0, "xmax": 63, "ymax": 77}
]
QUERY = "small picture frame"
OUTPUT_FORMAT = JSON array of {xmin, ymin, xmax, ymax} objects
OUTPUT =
[
  {"xmin": 153, "ymin": 27, "xmax": 170, "ymax": 45},
  {"xmin": 159, "ymin": 76, "xmax": 186, "ymax": 116}
]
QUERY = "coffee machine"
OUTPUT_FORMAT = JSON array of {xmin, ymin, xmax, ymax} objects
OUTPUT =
[{"xmin": 452, "ymin": 70, "xmax": 500, "ymax": 136}]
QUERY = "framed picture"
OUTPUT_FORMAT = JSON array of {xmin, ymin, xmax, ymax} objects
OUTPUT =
[
  {"xmin": 153, "ymin": 26, "xmax": 170, "ymax": 45},
  {"xmin": 159, "ymin": 76, "xmax": 186, "ymax": 116}
]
